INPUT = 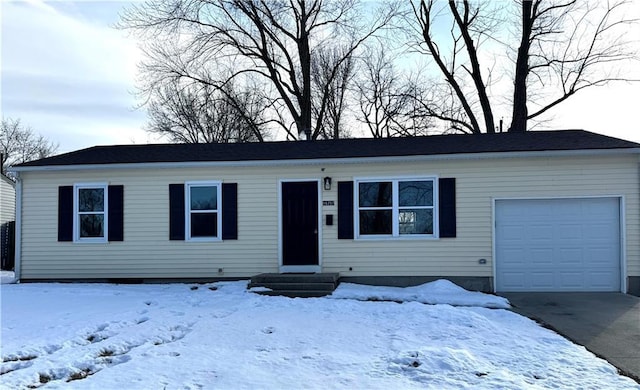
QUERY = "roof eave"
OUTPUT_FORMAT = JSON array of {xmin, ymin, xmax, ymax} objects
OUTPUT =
[{"xmin": 9, "ymin": 147, "xmax": 640, "ymax": 173}]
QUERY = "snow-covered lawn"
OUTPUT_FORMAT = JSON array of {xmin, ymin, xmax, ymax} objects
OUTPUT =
[{"xmin": 1, "ymin": 280, "xmax": 637, "ymax": 389}]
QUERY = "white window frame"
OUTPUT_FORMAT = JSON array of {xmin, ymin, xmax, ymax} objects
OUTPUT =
[
  {"xmin": 73, "ymin": 183, "xmax": 108, "ymax": 243},
  {"xmin": 354, "ymin": 176, "xmax": 438, "ymax": 240},
  {"xmin": 185, "ymin": 181, "xmax": 222, "ymax": 242}
]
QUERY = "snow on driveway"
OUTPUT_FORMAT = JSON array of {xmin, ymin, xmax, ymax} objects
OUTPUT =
[{"xmin": 0, "ymin": 280, "xmax": 637, "ymax": 389}]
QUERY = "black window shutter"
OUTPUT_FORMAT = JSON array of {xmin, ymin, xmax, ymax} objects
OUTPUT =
[
  {"xmin": 221, "ymin": 183, "xmax": 238, "ymax": 240},
  {"xmin": 108, "ymin": 185, "xmax": 124, "ymax": 241},
  {"xmin": 438, "ymin": 178, "xmax": 456, "ymax": 238},
  {"xmin": 338, "ymin": 181, "xmax": 354, "ymax": 239},
  {"xmin": 169, "ymin": 184, "xmax": 185, "ymax": 240},
  {"xmin": 58, "ymin": 186, "xmax": 74, "ymax": 242}
]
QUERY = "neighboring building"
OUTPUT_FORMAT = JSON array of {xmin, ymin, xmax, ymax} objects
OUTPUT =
[
  {"xmin": 0, "ymin": 173, "xmax": 15, "ymax": 225},
  {"xmin": 1, "ymin": 173, "xmax": 16, "ymax": 270},
  {"xmin": 9, "ymin": 130, "xmax": 640, "ymax": 295}
]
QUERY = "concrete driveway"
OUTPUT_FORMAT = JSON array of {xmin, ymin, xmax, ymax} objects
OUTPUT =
[{"xmin": 502, "ymin": 292, "xmax": 640, "ymax": 382}]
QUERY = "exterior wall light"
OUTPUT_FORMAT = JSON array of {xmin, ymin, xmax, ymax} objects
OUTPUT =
[{"xmin": 323, "ymin": 177, "xmax": 332, "ymax": 191}]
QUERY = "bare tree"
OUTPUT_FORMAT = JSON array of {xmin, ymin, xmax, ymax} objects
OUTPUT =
[
  {"xmin": 411, "ymin": 0, "xmax": 638, "ymax": 133},
  {"xmin": 410, "ymin": 1, "xmax": 499, "ymax": 133},
  {"xmin": 356, "ymin": 47, "xmax": 403, "ymax": 138},
  {"xmin": 311, "ymin": 45, "xmax": 355, "ymax": 139},
  {"xmin": 510, "ymin": 0, "xmax": 638, "ymax": 131},
  {"xmin": 121, "ymin": 0, "xmax": 398, "ymax": 141},
  {"xmin": 356, "ymin": 46, "xmax": 434, "ymax": 138},
  {"xmin": 146, "ymin": 79, "xmax": 268, "ymax": 143},
  {"xmin": 1, "ymin": 118, "xmax": 58, "ymax": 174}
]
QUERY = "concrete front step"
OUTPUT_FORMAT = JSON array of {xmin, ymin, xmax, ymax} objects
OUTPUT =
[
  {"xmin": 250, "ymin": 272, "xmax": 339, "ymax": 284},
  {"xmin": 248, "ymin": 282, "xmax": 336, "ymax": 291},
  {"xmin": 249, "ymin": 273, "xmax": 340, "ymax": 298},
  {"xmin": 255, "ymin": 290, "xmax": 333, "ymax": 298}
]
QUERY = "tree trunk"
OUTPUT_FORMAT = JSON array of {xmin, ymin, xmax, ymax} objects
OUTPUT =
[
  {"xmin": 449, "ymin": 1, "xmax": 495, "ymax": 133},
  {"xmin": 509, "ymin": 1, "xmax": 534, "ymax": 132},
  {"xmin": 298, "ymin": 2, "xmax": 313, "ymax": 140}
]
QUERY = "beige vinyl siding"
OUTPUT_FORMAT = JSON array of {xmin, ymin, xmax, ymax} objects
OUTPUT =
[
  {"xmin": 1, "ymin": 177, "xmax": 16, "ymax": 225},
  {"xmin": 323, "ymin": 155, "xmax": 640, "ymax": 279},
  {"xmin": 18, "ymin": 153, "xmax": 640, "ymax": 280}
]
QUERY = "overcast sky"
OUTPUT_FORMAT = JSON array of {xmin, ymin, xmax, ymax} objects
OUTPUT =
[
  {"xmin": 2, "ymin": 0, "xmax": 152, "ymax": 153},
  {"xmin": 2, "ymin": 0, "xmax": 640, "ymax": 154}
]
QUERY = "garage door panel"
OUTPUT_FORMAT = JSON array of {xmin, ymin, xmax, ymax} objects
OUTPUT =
[
  {"xmin": 530, "ymin": 249, "xmax": 554, "ymax": 265},
  {"xmin": 498, "ymin": 250, "xmax": 526, "ymax": 267},
  {"xmin": 496, "ymin": 198, "xmax": 620, "ymax": 292},
  {"xmin": 499, "ymin": 225, "xmax": 526, "ymax": 241},
  {"xmin": 557, "ymin": 224, "xmax": 582, "ymax": 240},
  {"xmin": 558, "ymin": 272, "xmax": 584, "ymax": 288},
  {"xmin": 589, "ymin": 233, "xmax": 618, "ymax": 243},
  {"xmin": 586, "ymin": 203, "xmax": 615, "ymax": 218},
  {"xmin": 588, "ymin": 272, "xmax": 619, "ymax": 289},
  {"xmin": 586, "ymin": 224, "xmax": 614, "ymax": 239},
  {"xmin": 560, "ymin": 206, "xmax": 582, "ymax": 216},
  {"xmin": 530, "ymin": 224, "xmax": 554, "ymax": 240},
  {"xmin": 587, "ymin": 248, "xmax": 617, "ymax": 264},
  {"xmin": 499, "ymin": 203, "xmax": 525, "ymax": 217},
  {"xmin": 556, "ymin": 248, "xmax": 582, "ymax": 265},
  {"xmin": 501, "ymin": 273, "xmax": 527, "ymax": 289},
  {"xmin": 530, "ymin": 272, "xmax": 555, "ymax": 288}
]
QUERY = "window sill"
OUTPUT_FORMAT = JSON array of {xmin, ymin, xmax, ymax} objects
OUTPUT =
[
  {"xmin": 355, "ymin": 235, "xmax": 439, "ymax": 241},
  {"xmin": 185, "ymin": 238, "xmax": 222, "ymax": 243},
  {"xmin": 73, "ymin": 239, "xmax": 108, "ymax": 244}
]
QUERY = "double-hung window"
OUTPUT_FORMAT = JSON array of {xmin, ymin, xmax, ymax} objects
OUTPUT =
[
  {"xmin": 74, "ymin": 184, "xmax": 108, "ymax": 242},
  {"xmin": 186, "ymin": 182, "xmax": 221, "ymax": 241},
  {"xmin": 356, "ymin": 178, "xmax": 437, "ymax": 238}
]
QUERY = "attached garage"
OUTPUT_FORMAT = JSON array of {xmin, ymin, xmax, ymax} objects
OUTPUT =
[{"xmin": 495, "ymin": 197, "xmax": 622, "ymax": 292}]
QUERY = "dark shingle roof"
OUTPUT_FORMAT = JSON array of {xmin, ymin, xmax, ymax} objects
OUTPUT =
[{"xmin": 14, "ymin": 130, "xmax": 640, "ymax": 168}]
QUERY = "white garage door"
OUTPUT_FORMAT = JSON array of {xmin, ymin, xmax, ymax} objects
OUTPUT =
[{"xmin": 495, "ymin": 198, "xmax": 621, "ymax": 292}]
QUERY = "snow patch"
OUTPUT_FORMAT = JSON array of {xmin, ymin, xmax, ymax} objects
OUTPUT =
[
  {"xmin": 1, "ymin": 270, "xmax": 16, "ymax": 284},
  {"xmin": 329, "ymin": 279, "xmax": 511, "ymax": 309}
]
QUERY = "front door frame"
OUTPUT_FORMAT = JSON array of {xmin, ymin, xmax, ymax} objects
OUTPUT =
[{"xmin": 279, "ymin": 179, "xmax": 322, "ymax": 273}]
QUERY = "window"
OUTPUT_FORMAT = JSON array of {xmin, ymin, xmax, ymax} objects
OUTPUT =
[
  {"xmin": 398, "ymin": 181, "xmax": 434, "ymax": 235},
  {"xmin": 186, "ymin": 182, "xmax": 221, "ymax": 240},
  {"xmin": 356, "ymin": 178, "xmax": 436, "ymax": 238},
  {"xmin": 74, "ymin": 184, "xmax": 108, "ymax": 242},
  {"xmin": 358, "ymin": 181, "xmax": 392, "ymax": 235}
]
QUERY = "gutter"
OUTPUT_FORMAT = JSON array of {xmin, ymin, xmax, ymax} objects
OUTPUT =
[{"xmin": 9, "ymin": 147, "xmax": 640, "ymax": 173}]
